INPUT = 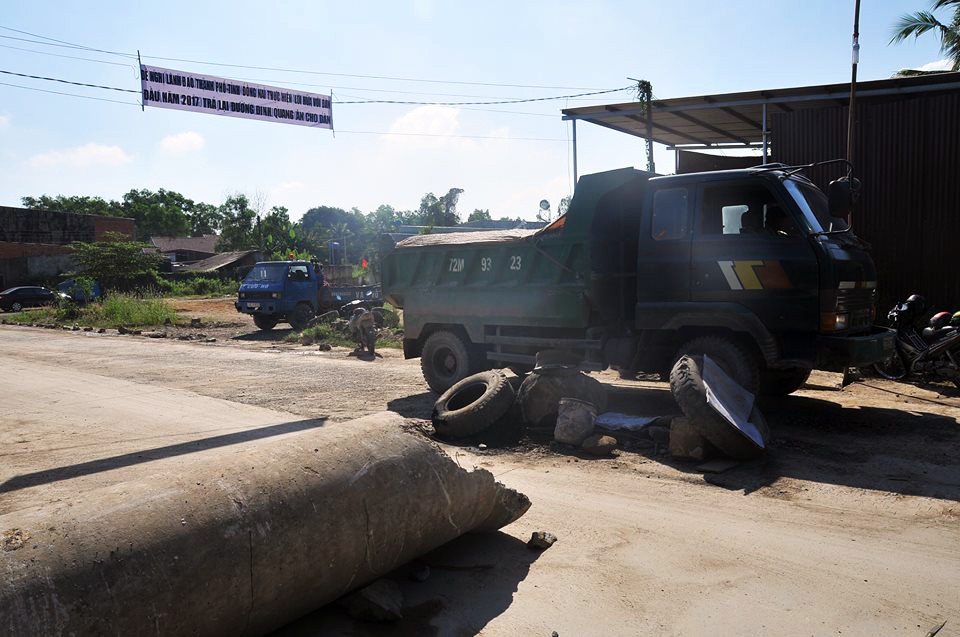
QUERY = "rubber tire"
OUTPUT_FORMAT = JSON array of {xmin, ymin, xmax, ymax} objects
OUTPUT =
[
  {"xmin": 253, "ymin": 315, "xmax": 278, "ymax": 331},
  {"xmin": 669, "ymin": 354, "xmax": 770, "ymax": 460},
  {"xmin": 674, "ymin": 336, "xmax": 760, "ymax": 394},
  {"xmin": 432, "ymin": 370, "xmax": 516, "ymax": 439},
  {"xmin": 11, "ymin": 302, "xmax": 23, "ymax": 312},
  {"xmin": 421, "ymin": 330, "xmax": 476, "ymax": 394},
  {"xmin": 288, "ymin": 303, "xmax": 315, "ymax": 331},
  {"xmin": 759, "ymin": 367, "xmax": 812, "ymax": 397},
  {"xmin": 873, "ymin": 350, "xmax": 908, "ymax": 380}
]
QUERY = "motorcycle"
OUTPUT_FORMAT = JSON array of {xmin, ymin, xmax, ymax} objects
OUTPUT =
[
  {"xmin": 873, "ymin": 294, "xmax": 960, "ymax": 388},
  {"xmin": 347, "ymin": 307, "xmax": 377, "ymax": 356}
]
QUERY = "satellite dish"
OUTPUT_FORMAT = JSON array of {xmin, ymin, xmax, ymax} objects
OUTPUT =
[{"xmin": 539, "ymin": 199, "xmax": 551, "ymax": 211}]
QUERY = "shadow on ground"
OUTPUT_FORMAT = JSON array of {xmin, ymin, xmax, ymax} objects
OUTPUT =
[
  {"xmin": 274, "ymin": 531, "xmax": 540, "ymax": 637},
  {"xmin": 231, "ymin": 329, "xmax": 297, "ymax": 342},
  {"xmin": 0, "ymin": 418, "xmax": 327, "ymax": 493}
]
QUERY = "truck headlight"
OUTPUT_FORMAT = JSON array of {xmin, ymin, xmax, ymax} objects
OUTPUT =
[
  {"xmin": 271, "ymin": 292, "xmax": 281, "ymax": 299},
  {"xmin": 239, "ymin": 292, "xmax": 246, "ymax": 299},
  {"xmin": 820, "ymin": 312, "xmax": 850, "ymax": 331}
]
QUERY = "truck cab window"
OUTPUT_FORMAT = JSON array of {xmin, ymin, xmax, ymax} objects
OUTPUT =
[
  {"xmin": 701, "ymin": 183, "xmax": 796, "ymax": 237},
  {"xmin": 651, "ymin": 187, "xmax": 690, "ymax": 240},
  {"xmin": 288, "ymin": 265, "xmax": 309, "ymax": 281}
]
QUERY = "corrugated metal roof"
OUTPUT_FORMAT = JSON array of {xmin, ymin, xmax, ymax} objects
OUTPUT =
[
  {"xmin": 150, "ymin": 234, "xmax": 219, "ymax": 253},
  {"xmin": 563, "ymin": 72, "xmax": 960, "ymax": 148},
  {"xmin": 182, "ymin": 250, "xmax": 260, "ymax": 272}
]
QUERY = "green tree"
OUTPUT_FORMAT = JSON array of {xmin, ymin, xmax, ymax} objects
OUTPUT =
[
  {"xmin": 890, "ymin": 0, "xmax": 960, "ymax": 71},
  {"xmin": 418, "ymin": 187, "xmax": 463, "ymax": 226},
  {"xmin": 119, "ymin": 189, "xmax": 193, "ymax": 240},
  {"xmin": 467, "ymin": 208, "xmax": 492, "ymax": 223},
  {"xmin": 216, "ymin": 194, "xmax": 258, "ymax": 251},
  {"xmin": 558, "ymin": 195, "xmax": 573, "ymax": 216},
  {"xmin": 188, "ymin": 202, "xmax": 223, "ymax": 236},
  {"xmin": 21, "ymin": 194, "xmax": 120, "ymax": 217},
  {"xmin": 69, "ymin": 232, "xmax": 162, "ymax": 290}
]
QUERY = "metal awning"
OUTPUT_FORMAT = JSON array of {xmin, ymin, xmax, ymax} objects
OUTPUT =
[{"xmin": 562, "ymin": 72, "xmax": 960, "ymax": 149}]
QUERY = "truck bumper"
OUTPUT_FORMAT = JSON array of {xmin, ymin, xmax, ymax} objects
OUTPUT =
[
  {"xmin": 235, "ymin": 301, "xmax": 278, "ymax": 314},
  {"xmin": 815, "ymin": 326, "xmax": 896, "ymax": 370}
]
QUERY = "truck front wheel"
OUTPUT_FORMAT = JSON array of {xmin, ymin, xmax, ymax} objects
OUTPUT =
[
  {"xmin": 421, "ymin": 330, "xmax": 475, "ymax": 394},
  {"xmin": 253, "ymin": 315, "xmax": 278, "ymax": 331},
  {"xmin": 759, "ymin": 367, "xmax": 812, "ymax": 396},
  {"xmin": 673, "ymin": 336, "xmax": 760, "ymax": 394},
  {"xmin": 288, "ymin": 303, "xmax": 315, "ymax": 331}
]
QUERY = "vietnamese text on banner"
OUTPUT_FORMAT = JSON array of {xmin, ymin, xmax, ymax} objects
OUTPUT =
[{"xmin": 140, "ymin": 64, "xmax": 332, "ymax": 129}]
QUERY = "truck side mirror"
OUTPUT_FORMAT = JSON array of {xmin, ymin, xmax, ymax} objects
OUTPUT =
[{"xmin": 827, "ymin": 176, "xmax": 861, "ymax": 219}]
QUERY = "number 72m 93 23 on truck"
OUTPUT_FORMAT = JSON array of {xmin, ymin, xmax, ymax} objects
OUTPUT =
[{"xmin": 382, "ymin": 163, "xmax": 895, "ymax": 396}]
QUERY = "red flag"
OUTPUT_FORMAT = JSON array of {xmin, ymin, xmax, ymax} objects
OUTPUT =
[{"xmin": 361, "ymin": 258, "xmax": 369, "ymax": 269}]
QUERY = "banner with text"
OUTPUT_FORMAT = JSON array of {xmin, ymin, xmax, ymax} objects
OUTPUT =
[{"xmin": 140, "ymin": 64, "xmax": 332, "ymax": 129}]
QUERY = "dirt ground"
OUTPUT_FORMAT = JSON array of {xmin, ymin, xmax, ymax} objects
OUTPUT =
[{"xmin": 1, "ymin": 310, "xmax": 958, "ymax": 635}]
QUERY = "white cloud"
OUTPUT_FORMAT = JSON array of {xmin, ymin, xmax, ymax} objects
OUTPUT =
[
  {"xmin": 388, "ymin": 105, "xmax": 461, "ymax": 138},
  {"xmin": 0, "ymin": 115, "xmax": 9, "ymax": 129},
  {"xmin": 27, "ymin": 143, "xmax": 132, "ymax": 169},
  {"xmin": 159, "ymin": 131, "xmax": 205, "ymax": 155},
  {"xmin": 919, "ymin": 59, "xmax": 952, "ymax": 72}
]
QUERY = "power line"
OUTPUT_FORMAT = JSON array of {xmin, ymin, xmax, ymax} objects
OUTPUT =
[
  {"xmin": 336, "ymin": 86, "xmax": 632, "ymax": 106},
  {"xmin": 0, "ymin": 69, "xmax": 140, "ymax": 93},
  {"xmin": 0, "ymin": 43, "xmax": 133, "ymax": 67},
  {"xmin": 0, "ymin": 24, "xmax": 606, "ymax": 91},
  {"xmin": 0, "ymin": 80, "xmax": 140, "ymax": 106}
]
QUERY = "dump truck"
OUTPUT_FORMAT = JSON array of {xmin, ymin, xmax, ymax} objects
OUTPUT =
[
  {"xmin": 235, "ymin": 260, "xmax": 381, "ymax": 330},
  {"xmin": 382, "ymin": 165, "xmax": 895, "ymax": 395}
]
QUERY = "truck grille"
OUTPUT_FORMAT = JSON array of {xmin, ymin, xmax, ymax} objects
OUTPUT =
[
  {"xmin": 241, "ymin": 291, "xmax": 275, "ymax": 300},
  {"xmin": 836, "ymin": 288, "xmax": 876, "ymax": 330}
]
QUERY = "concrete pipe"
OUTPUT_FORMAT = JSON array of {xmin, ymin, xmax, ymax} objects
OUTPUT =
[{"xmin": 0, "ymin": 412, "xmax": 530, "ymax": 636}]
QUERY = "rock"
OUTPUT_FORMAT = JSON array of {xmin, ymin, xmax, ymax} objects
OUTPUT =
[
  {"xmin": 204, "ymin": 338, "xmax": 217, "ymax": 343},
  {"xmin": 647, "ymin": 425, "xmax": 671, "ymax": 445},
  {"xmin": 527, "ymin": 531, "xmax": 558, "ymax": 550},
  {"xmin": 337, "ymin": 579, "xmax": 403, "ymax": 621},
  {"xmin": 554, "ymin": 398, "xmax": 597, "ymax": 446},
  {"xmin": 118, "ymin": 326, "xmax": 129, "ymax": 334},
  {"xmin": 97, "ymin": 328, "xmax": 106, "ymax": 334},
  {"xmin": 317, "ymin": 343, "xmax": 332, "ymax": 351},
  {"xmin": 409, "ymin": 564, "xmax": 430, "ymax": 582},
  {"xmin": 669, "ymin": 417, "xmax": 711, "ymax": 461},
  {"xmin": 82, "ymin": 326, "xmax": 93, "ymax": 332},
  {"xmin": 72, "ymin": 324, "xmax": 80, "ymax": 331},
  {"xmin": 581, "ymin": 434, "xmax": 617, "ymax": 456},
  {"xmin": 143, "ymin": 331, "xmax": 165, "ymax": 338},
  {"xmin": 190, "ymin": 318, "xmax": 202, "ymax": 327},
  {"xmin": 478, "ymin": 443, "xmax": 488, "ymax": 450}
]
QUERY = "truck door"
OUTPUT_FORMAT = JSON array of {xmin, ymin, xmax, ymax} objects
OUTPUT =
[
  {"xmin": 690, "ymin": 179, "xmax": 819, "ymax": 342},
  {"xmin": 285, "ymin": 263, "xmax": 316, "ymax": 310},
  {"xmin": 636, "ymin": 185, "xmax": 693, "ymax": 303}
]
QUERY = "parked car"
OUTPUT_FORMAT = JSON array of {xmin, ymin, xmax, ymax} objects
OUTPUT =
[{"xmin": 0, "ymin": 286, "xmax": 70, "ymax": 312}]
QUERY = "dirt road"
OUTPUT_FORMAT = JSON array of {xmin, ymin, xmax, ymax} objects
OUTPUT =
[{"xmin": 1, "ymin": 324, "xmax": 958, "ymax": 635}]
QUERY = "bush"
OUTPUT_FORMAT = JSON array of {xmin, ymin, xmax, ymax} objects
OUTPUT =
[
  {"xmin": 149, "ymin": 274, "xmax": 238, "ymax": 298},
  {"xmin": 84, "ymin": 294, "xmax": 179, "ymax": 327}
]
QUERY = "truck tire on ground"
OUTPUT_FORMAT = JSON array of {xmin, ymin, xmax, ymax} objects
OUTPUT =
[
  {"xmin": 759, "ymin": 367, "xmax": 812, "ymax": 396},
  {"xmin": 288, "ymin": 303, "xmax": 315, "ymax": 331},
  {"xmin": 673, "ymin": 335, "xmax": 760, "ymax": 394},
  {"xmin": 669, "ymin": 354, "xmax": 769, "ymax": 460},
  {"xmin": 421, "ymin": 330, "xmax": 477, "ymax": 393},
  {"xmin": 253, "ymin": 315, "xmax": 278, "ymax": 331},
  {"xmin": 517, "ymin": 371, "xmax": 607, "ymax": 429},
  {"xmin": 432, "ymin": 370, "xmax": 515, "ymax": 439}
]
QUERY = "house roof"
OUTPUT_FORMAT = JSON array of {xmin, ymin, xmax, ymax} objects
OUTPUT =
[
  {"xmin": 562, "ymin": 72, "xmax": 960, "ymax": 148},
  {"xmin": 150, "ymin": 234, "xmax": 219, "ymax": 254},
  {"xmin": 182, "ymin": 250, "xmax": 260, "ymax": 272}
]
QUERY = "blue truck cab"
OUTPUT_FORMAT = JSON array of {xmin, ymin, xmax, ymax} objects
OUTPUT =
[{"xmin": 235, "ymin": 261, "xmax": 325, "ymax": 331}]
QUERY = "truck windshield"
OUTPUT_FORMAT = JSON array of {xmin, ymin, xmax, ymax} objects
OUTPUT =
[
  {"xmin": 244, "ymin": 264, "xmax": 287, "ymax": 283},
  {"xmin": 784, "ymin": 179, "xmax": 849, "ymax": 234}
]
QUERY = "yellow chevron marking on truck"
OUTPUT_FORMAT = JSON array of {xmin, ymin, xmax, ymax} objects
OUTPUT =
[
  {"xmin": 717, "ymin": 260, "xmax": 793, "ymax": 290},
  {"xmin": 732, "ymin": 260, "xmax": 765, "ymax": 290}
]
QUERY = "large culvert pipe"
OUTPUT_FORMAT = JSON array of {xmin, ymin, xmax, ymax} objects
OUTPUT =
[{"xmin": 0, "ymin": 412, "xmax": 530, "ymax": 636}]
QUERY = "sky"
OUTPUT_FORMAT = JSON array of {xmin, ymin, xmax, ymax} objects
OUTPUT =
[{"xmin": 0, "ymin": 0, "xmax": 950, "ymax": 222}]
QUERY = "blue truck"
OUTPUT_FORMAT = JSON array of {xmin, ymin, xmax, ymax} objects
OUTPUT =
[{"xmin": 235, "ymin": 260, "xmax": 382, "ymax": 331}]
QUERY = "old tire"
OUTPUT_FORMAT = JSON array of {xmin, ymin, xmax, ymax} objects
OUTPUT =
[
  {"xmin": 759, "ymin": 367, "xmax": 812, "ymax": 396},
  {"xmin": 517, "ymin": 371, "xmax": 607, "ymax": 429},
  {"xmin": 253, "ymin": 315, "xmax": 278, "ymax": 331},
  {"xmin": 674, "ymin": 336, "xmax": 760, "ymax": 394},
  {"xmin": 669, "ymin": 355, "xmax": 770, "ymax": 460},
  {"xmin": 432, "ymin": 370, "xmax": 516, "ymax": 439},
  {"xmin": 421, "ymin": 330, "xmax": 476, "ymax": 394},
  {"xmin": 288, "ymin": 303, "xmax": 315, "ymax": 331}
]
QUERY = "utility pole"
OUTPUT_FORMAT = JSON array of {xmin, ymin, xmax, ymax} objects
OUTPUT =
[{"xmin": 846, "ymin": 0, "xmax": 861, "ymax": 164}]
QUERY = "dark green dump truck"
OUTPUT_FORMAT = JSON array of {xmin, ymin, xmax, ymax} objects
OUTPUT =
[{"xmin": 382, "ymin": 165, "xmax": 894, "ymax": 395}]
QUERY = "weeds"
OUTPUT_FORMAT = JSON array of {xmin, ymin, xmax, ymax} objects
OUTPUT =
[{"xmin": 3, "ymin": 294, "xmax": 179, "ymax": 328}]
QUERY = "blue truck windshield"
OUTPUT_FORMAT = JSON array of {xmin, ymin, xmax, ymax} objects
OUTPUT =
[
  {"xmin": 244, "ymin": 264, "xmax": 287, "ymax": 283},
  {"xmin": 784, "ymin": 179, "xmax": 850, "ymax": 234}
]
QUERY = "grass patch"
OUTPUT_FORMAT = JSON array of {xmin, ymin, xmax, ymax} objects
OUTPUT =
[
  {"xmin": 284, "ymin": 321, "xmax": 403, "ymax": 349},
  {"xmin": 3, "ymin": 294, "xmax": 179, "ymax": 328},
  {"xmin": 151, "ymin": 276, "xmax": 238, "ymax": 298}
]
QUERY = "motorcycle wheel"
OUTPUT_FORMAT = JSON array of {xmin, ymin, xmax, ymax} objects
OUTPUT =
[{"xmin": 873, "ymin": 350, "xmax": 908, "ymax": 380}]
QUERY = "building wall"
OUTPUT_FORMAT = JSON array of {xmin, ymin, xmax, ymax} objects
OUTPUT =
[{"xmin": 772, "ymin": 90, "xmax": 960, "ymax": 311}]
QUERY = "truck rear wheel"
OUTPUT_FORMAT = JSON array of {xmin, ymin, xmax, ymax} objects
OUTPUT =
[
  {"xmin": 253, "ymin": 315, "xmax": 278, "ymax": 331},
  {"xmin": 673, "ymin": 336, "xmax": 759, "ymax": 394},
  {"xmin": 288, "ymin": 303, "xmax": 315, "ymax": 331},
  {"xmin": 421, "ymin": 330, "xmax": 475, "ymax": 394},
  {"xmin": 759, "ymin": 368, "xmax": 812, "ymax": 396}
]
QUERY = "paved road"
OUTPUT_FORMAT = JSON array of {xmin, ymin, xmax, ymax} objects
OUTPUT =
[{"xmin": 2, "ymin": 325, "xmax": 958, "ymax": 635}]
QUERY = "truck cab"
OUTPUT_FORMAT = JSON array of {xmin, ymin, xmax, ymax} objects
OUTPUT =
[{"xmin": 235, "ymin": 261, "xmax": 323, "ymax": 331}]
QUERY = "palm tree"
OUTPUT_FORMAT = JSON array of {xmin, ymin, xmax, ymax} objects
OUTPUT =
[{"xmin": 890, "ymin": 0, "xmax": 960, "ymax": 72}]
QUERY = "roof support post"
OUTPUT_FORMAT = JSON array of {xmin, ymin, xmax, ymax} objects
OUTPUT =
[
  {"xmin": 571, "ymin": 118, "xmax": 579, "ymax": 191},
  {"xmin": 644, "ymin": 84, "xmax": 655, "ymax": 173},
  {"xmin": 761, "ymin": 102, "xmax": 769, "ymax": 163}
]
